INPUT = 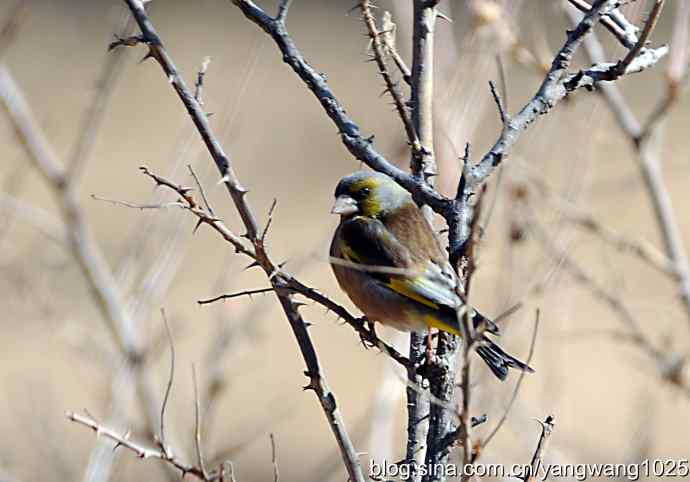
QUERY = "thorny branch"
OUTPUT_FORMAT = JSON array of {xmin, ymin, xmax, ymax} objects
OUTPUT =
[
  {"xmin": 360, "ymin": 1, "xmax": 421, "ymax": 161},
  {"xmin": 67, "ymin": 412, "xmax": 221, "ymax": 481},
  {"xmin": 116, "ymin": 2, "xmax": 366, "ymax": 478}
]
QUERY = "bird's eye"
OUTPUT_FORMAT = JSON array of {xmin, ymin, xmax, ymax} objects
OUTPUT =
[{"xmin": 360, "ymin": 187, "xmax": 371, "ymax": 196}]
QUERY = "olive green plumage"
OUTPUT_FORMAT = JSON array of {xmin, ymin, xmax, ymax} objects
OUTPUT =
[{"xmin": 329, "ymin": 171, "xmax": 533, "ymax": 380}]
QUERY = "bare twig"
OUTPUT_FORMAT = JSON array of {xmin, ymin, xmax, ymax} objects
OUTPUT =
[
  {"xmin": 66, "ymin": 412, "xmax": 213, "ymax": 481},
  {"xmin": 360, "ymin": 0, "xmax": 421, "ymax": 160},
  {"xmin": 380, "ymin": 11, "xmax": 411, "ymax": 83},
  {"xmin": 613, "ymin": 0, "xmax": 665, "ymax": 77},
  {"xmin": 91, "ymin": 194, "xmax": 185, "ymax": 210},
  {"xmin": 192, "ymin": 366, "xmax": 209, "ymax": 480},
  {"xmin": 198, "ymin": 287, "xmax": 274, "ymax": 304},
  {"xmin": 523, "ymin": 416, "xmax": 555, "ymax": 482},
  {"xmin": 159, "ymin": 309, "xmax": 174, "ymax": 452},
  {"xmin": 567, "ymin": 0, "xmax": 638, "ymax": 49},
  {"xmin": 270, "ymin": 434, "xmax": 279, "ymax": 482}
]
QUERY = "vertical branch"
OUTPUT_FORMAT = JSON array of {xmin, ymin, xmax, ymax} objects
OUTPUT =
[
  {"xmin": 524, "ymin": 416, "xmax": 555, "ymax": 482},
  {"xmin": 407, "ymin": 1, "xmax": 440, "ymax": 479},
  {"xmin": 405, "ymin": 332, "xmax": 430, "ymax": 481},
  {"xmin": 410, "ymin": 0, "xmax": 438, "ymax": 179}
]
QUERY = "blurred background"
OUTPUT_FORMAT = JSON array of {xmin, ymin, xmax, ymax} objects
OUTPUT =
[{"xmin": 0, "ymin": 1, "xmax": 688, "ymax": 481}]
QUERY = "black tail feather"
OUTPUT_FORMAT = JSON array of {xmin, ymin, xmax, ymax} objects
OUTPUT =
[
  {"xmin": 475, "ymin": 337, "xmax": 534, "ymax": 381},
  {"xmin": 472, "ymin": 310, "xmax": 501, "ymax": 335}
]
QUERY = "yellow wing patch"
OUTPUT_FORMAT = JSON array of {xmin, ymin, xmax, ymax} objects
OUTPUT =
[
  {"xmin": 422, "ymin": 314, "xmax": 461, "ymax": 336},
  {"xmin": 387, "ymin": 278, "xmax": 439, "ymax": 309}
]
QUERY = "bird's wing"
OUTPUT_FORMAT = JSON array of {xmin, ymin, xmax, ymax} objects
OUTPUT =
[{"xmin": 337, "ymin": 216, "xmax": 460, "ymax": 310}]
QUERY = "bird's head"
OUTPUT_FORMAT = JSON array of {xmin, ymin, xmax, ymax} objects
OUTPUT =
[{"xmin": 331, "ymin": 171, "xmax": 412, "ymax": 219}]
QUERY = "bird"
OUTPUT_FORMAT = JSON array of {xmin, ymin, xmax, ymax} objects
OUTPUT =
[{"xmin": 329, "ymin": 170, "xmax": 533, "ymax": 381}]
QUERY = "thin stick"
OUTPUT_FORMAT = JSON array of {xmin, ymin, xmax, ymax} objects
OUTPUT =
[
  {"xmin": 360, "ymin": 0, "xmax": 421, "ymax": 161},
  {"xmin": 159, "ymin": 308, "xmax": 175, "ymax": 452},
  {"xmin": 481, "ymin": 310, "xmax": 540, "ymax": 450},
  {"xmin": 66, "ymin": 412, "xmax": 209, "ymax": 481},
  {"xmin": 270, "ymin": 434, "xmax": 279, "ymax": 482},
  {"xmin": 192, "ymin": 365, "xmax": 209, "ymax": 479},
  {"xmin": 523, "ymin": 416, "xmax": 555, "ymax": 482}
]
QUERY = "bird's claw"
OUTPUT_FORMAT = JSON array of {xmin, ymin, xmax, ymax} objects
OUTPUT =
[{"xmin": 358, "ymin": 318, "xmax": 378, "ymax": 349}]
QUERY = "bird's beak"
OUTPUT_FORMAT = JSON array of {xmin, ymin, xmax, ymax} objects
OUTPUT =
[{"xmin": 331, "ymin": 195, "xmax": 359, "ymax": 216}]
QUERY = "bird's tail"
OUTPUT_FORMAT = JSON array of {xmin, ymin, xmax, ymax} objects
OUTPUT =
[{"xmin": 475, "ymin": 337, "xmax": 534, "ymax": 381}]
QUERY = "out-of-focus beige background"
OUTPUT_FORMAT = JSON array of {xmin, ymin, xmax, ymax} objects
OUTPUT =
[{"xmin": 1, "ymin": 1, "xmax": 689, "ymax": 481}]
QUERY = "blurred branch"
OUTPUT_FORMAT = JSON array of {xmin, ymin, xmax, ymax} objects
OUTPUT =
[
  {"xmin": 0, "ymin": 0, "xmax": 27, "ymax": 58},
  {"xmin": 118, "ymin": 2, "xmax": 365, "ymax": 479},
  {"xmin": 0, "ymin": 64, "xmax": 182, "ymax": 481},
  {"xmin": 67, "ymin": 12, "xmax": 133, "ymax": 180},
  {"xmin": 0, "ymin": 192, "xmax": 66, "ymax": 245},
  {"xmin": 527, "ymin": 177, "xmax": 675, "ymax": 276},
  {"xmin": 526, "ymin": 216, "xmax": 690, "ymax": 395},
  {"xmin": 569, "ymin": 3, "xmax": 690, "ymax": 326}
]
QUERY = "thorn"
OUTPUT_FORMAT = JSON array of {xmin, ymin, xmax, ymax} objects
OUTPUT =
[
  {"xmin": 243, "ymin": 260, "xmax": 261, "ymax": 271},
  {"xmin": 139, "ymin": 49, "xmax": 155, "ymax": 64},
  {"xmin": 437, "ymin": 10, "xmax": 453, "ymax": 22},
  {"xmin": 193, "ymin": 218, "xmax": 204, "ymax": 234}
]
